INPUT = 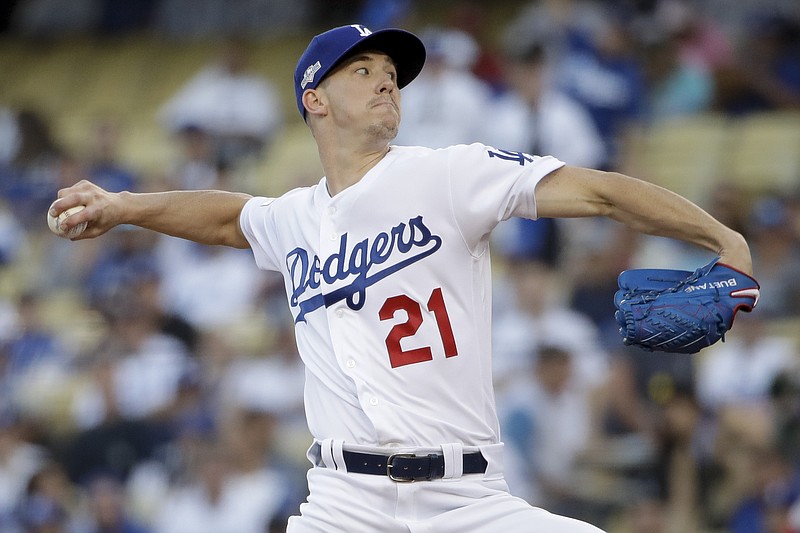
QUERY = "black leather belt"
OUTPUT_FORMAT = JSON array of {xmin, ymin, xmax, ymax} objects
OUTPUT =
[{"xmin": 340, "ymin": 449, "xmax": 488, "ymax": 482}]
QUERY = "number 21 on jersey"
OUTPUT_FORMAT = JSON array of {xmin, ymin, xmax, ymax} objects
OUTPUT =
[{"xmin": 378, "ymin": 287, "xmax": 458, "ymax": 368}]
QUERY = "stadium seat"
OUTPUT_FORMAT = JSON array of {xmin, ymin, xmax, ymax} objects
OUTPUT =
[
  {"xmin": 723, "ymin": 111, "xmax": 800, "ymax": 194},
  {"xmin": 627, "ymin": 114, "xmax": 729, "ymax": 204}
]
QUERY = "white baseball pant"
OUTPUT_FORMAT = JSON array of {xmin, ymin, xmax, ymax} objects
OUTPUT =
[{"xmin": 287, "ymin": 440, "xmax": 606, "ymax": 533}]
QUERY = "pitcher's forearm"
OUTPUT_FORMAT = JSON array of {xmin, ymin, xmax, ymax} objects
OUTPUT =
[
  {"xmin": 536, "ymin": 167, "xmax": 753, "ymax": 274},
  {"xmin": 595, "ymin": 175, "xmax": 751, "ymax": 272},
  {"xmin": 51, "ymin": 180, "xmax": 253, "ymax": 248},
  {"xmin": 117, "ymin": 190, "xmax": 252, "ymax": 248}
]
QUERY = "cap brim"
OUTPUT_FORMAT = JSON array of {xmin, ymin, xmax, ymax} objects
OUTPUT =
[{"xmin": 328, "ymin": 28, "xmax": 426, "ymax": 90}]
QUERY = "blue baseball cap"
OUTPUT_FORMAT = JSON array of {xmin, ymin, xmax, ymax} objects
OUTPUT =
[{"xmin": 294, "ymin": 24, "xmax": 426, "ymax": 119}]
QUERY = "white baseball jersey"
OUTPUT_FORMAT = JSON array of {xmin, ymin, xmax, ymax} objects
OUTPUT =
[{"xmin": 239, "ymin": 143, "xmax": 565, "ymax": 449}]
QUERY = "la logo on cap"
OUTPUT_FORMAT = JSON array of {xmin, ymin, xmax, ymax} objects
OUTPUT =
[
  {"xmin": 350, "ymin": 24, "xmax": 372, "ymax": 37},
  {"xmin": 301, "ymin": 61, "xmax": 321, "ymax": 89}
]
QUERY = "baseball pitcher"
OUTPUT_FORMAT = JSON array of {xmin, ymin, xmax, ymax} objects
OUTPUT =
[{"xmin": 50, "ymin": 24, "xmax": 757, "ymax": 532}]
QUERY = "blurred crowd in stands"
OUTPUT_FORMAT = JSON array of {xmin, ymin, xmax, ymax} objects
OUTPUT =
[{"xmin": 1, "ymin": 0, "xmax": 800, "ymax": 532}]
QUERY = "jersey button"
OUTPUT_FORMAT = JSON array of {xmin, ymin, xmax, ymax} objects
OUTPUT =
[
  {"xmin": 369, "ymin": 397, "xmax": 379, "ymax": 406},
  {"xmin": 346, "ymin": 359, "xmax": 355, "ymax": 368},
  {"xmin": 335, "ymin": 309, "xmax": 344, "ymax": 318},
  {"xmin": 329, "ymin": 233, "xmax": 337, "ymax": 241},
  {"xmin": 328, "ymin": 206, "xmax": 336, "ymax": 215}
]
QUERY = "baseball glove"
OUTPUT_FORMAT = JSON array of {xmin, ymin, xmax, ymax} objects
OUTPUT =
[{"xmin": 613, "ymin": 258, "xmax": 760, "ymax": 354}]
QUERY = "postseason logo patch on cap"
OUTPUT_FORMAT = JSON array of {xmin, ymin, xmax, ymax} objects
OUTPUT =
[{"xmin": 301, "ymin": 61, "xmax": 321, "ymax": 89}]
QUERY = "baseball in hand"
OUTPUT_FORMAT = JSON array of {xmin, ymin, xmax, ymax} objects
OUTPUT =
[{"xmin": 47, "ymin": 204, "xmax": 88, "ymax": 238}]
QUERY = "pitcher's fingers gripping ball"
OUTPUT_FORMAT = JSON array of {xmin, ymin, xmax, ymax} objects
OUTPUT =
[
  {"xmin": 614, "ymin": 258, "xmax": 760, "ymax": 354},
  {"xmin": 47, "ymin": 203, "xmax": 88, "ymax": 239}
]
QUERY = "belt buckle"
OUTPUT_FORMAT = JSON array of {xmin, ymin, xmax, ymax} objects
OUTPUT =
[{"xmin": 386, "ymin": 453, "xmax": 417, "ymax": 482}]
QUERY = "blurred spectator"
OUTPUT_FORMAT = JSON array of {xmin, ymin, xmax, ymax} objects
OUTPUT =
[
  {"xmin": 162, "ymin": 125, "xmax": 223, "ymax": 191},
  {"xmin": 745, "ymin": 194, "xmax": 800, "ymax": 319},
  {"xmin": 599, "ymin": 345, "xmax": 695, "ymax": 438},
  {"xmin": 15, "ymin": 493, "xmax": 68, "ymax": 533},
  {"xmin": 653, "ymin": 386, "xmax": 704, "ymax": 531},
  {"xmin": 124, "ymin": 368, "xmax": 218, "ymax": 524},
  {"xmin": 770, "ymin": 369, "xmax": 800, "ymax": 467},
  {"xmin": 0, "ymin": 109, "xmax": 62, "ymax": 225},
  {"xmin": 85, "ymin": 118, "xmax": 140, "ymax": 194},
  {"xmin": 696, "ymin": 317, "xmax": 798, "ymax": 413},
  {"xmin": 155, "ymin": 238, "xmax": 267, "ymax": 332},
  {"xmin": 493, "ymin": 259, "xmax": 609, "ymax": 406},
  {"xmin": 0, "ymin": 303, "xmax": 19, "ymax": 359},
  {"xmin": 565, "ymin": 220, "xmax": 638, "ymax": 348},
  {"xmin": 716, "ymin": 13, "xmax": 800, "ymax": 114},
  {"xmin": 486, "ymin": 40, "xmax": 605, "ymax": 268},
  {"xmin": 500, "ymin": 344, "xmax": 596, "ymax": 514},
  {"xmin": 219, "ymin": 337, "xmax": 304, "ymax": 433},
  {"xmin": 720, "ymin": 443, "xmax": 800, "ymax": 533},
  {"xmin": 84, "ymin": 474, "xmax": 151, "ymax": 533},
  {"xmin": 445, "ymin": 2, "xmax": 506, "ymax": 91},
  {"xmin": 214, "ymin": 319, "xmax": 309, "ymax": 511},
  {"xmin": 790, "ymin": 485, "xmax": 800, "ymax": 532},
  {"xmin": 65, "ymin": 291, "xmax": 193, "ymax": 484},
  {"xmin": 640, "ymin": 34, "xmax": 714, "ymax": 122},
  {"xmin": 654, "ymin": 0, "xmax": 735, "ymax": 72},
  {"xmin": 487, "ymin": 41, "xmax": 606, "ymax": 167},
  {"xmin": 1, "ymin": 292, "xmax": 70, "ymax": 415},
  {"xmin": 165, "ymin": 366, "xmax": 216, "ymax": 443},
  {"xmin": 0, "ymin": 412, "xmax": 49, "ymax": 530},
  {"xmin": 0, "ymin": 199, "xmax": 26, "ymax": 267},
  {"xmin": 771, "ymin": 370, "xmax": 800, "ymax": 532},
  {"xmin": 181, "ymin": 330, "xmax": 234, "ymax": 402},
  {"xmin": 554, "ymin": 11, "xmax": 645, "ymax": 170},
  {"xmin": 221, "ymin": 399, "xmax": 303, "ymax": 532},
  {"xmin": 591, "ymin": 345, "xmax": 701, "ymax": 527},
  {"xmin": 502, "ymin": 0, "xmax": 610, "ymax": 67},
  {"xmin": 22, "ymin": 462, "xmax": 82, "ymax": 530},
  {"xmin": 54, "ymin": 153, "xmax": 90, "ymax": 190},
  {"xmin": 82, "ymin": 226, "xmax": 160, "ymax": 309},
  {"xmin": 0, "ymin": 105, "xmax": 19, "ymax": 165},
  {"xmin": 132, "ymin": 271, "xmax": 199, "ymax": 354},
  {"xmin": 393, "ymin": 26, "xmax": 494, "ymax": 148},
  {"xmin": 151, "ymin": 436, "xmax": 288, "ymax": 533},
  {"xmin": 703, "ymin": 0, "xmax": 800, "ymax": 52},
  {"xmin": 695, "ymin": 317, "xmax": 798, "ymax": 527},
  {"xmin": 621, "ymin": 496, "xmax": 669, "ymax": 533},
  {"xmin": 71, "ymin": 295, "xmax": 192, "ymax": 430},
  {"xmin": 158, "ymin": 38, "xmax": 283, "ymax": 167}
]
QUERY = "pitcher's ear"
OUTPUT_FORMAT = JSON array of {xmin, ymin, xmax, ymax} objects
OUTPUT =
[{"xmin": 303, "ymin": 89, "xmax": 327, "ymax": 117}]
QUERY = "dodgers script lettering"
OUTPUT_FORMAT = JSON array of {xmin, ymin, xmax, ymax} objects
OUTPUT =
[{"xmin": 286, "ymin": 215, "xmax": 442, "ymax": 322}]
